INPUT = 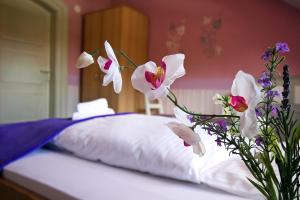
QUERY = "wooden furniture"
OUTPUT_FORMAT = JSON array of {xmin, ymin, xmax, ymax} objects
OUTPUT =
[
  {"xmin": 0, "ymin": 176, "xmax": 46, "ymax": 200},
  {"xmin": 81, "ymin": 5, "xmax": 148, "ymax": 113}
]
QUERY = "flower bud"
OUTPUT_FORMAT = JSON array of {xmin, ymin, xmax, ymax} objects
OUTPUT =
[
  {"xmin": 230, "ymin": 95, "xmax": 248, "ymax": 112},
  {"xmin": 76, "ymin": 52, "xmax": 94, "ymax": 68}
]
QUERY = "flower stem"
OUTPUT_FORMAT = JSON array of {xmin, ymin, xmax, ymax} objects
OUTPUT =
[
  {"xmin": 90, "ymin": 49, "xmax": 99, "ymax": 57},
  {"xmin": 119, "ymin": 50, "xmax": 139, "ymax": 68},
  {"xmin": 166, "ymin": 90, "xmax": 239, "ymax": 119}
]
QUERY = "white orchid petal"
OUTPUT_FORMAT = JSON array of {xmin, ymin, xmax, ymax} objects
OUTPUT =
[
  {"xmin": 240, "ymin": 108, "xmax": 258, "ymax": 138},
  {"xmin": 163, "ymin": 54, "xmax": 186, "ymax": 86},
  {"xmin": 231, "ymin": 70, "xmax": 261, "ymax": 107},
  {"xmin": 104, "ymin": 41, "xmax": 119, "ymax": 65},
  {"xmin": 173, "ymin": 107, "xmax": 194, "ymax": 127},
  {"xmin": 231, "ymin": 70, "xmax": 261, "ymax": 138},
  {"xmin": 103, "ymin": 73, "xmax": 114, "ymax": 86},
  {"xmin": 131, "ymin": 61, "xmax": 156, "ymax": 95},
  {"xmin": 192, "ymin": 140, "xmax": 206, "ymax": 157},
  {"xmin": 113, "ymin": 70, "xmax": 122, "ymax": 94},
  {"xmin": 76, "ymin": 52, "xmax": 94, "ymax": 68},
  {"xmin": 145, "ymin": 86, "xmax": 168, "ymax": 100},
  {"xmin": 97, "ymin": 56, "xmax": 109, "ymax": 73},
  {"xmin": 166, "ymin": 122, "xmax": 199, "ymax": 145}
]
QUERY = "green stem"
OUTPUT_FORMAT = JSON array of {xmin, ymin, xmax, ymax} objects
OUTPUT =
[
  {"xmin": 119, "ymin": 50, "xmax": 139, "ymax": 68},
  {"xmin": 167, "ymin": 92, "xmax": 240, "ymax": 119},
  {"xmin": 90, "ymin": 49, "xmax": 99, "ymax": 56}
]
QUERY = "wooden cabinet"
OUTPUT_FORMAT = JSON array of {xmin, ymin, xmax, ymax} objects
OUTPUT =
[{"xmin": 81, "ymin": 5, "xmax": 148, "ymax": 113}]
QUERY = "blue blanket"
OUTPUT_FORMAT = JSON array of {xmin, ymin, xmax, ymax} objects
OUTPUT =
[{"xmin": 0, "ymin": 113, "xmax": 132, "ymax": 169}]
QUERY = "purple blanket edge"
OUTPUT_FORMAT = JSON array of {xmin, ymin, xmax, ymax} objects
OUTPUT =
[{"xmin": 0, "ymin": 112, "xmax": 133, "ymax": 170}]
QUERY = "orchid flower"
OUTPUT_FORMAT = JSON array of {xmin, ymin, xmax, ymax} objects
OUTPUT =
[
  {"xmin": 131, "ymin": 54, "xmax": 185, "ymax": 100},
  {"xmin": 169, "ymin": 107, "xmax": 206, "ymax": 156},
  {"xmin": 231, "ymin": 70, "xmax": 261, "ymax": 138},
  {"xmin": 76, "ymin": 52, "xmax": 94, "ymax": 68},
  {"xmin": 97, "ymin": 41, "xmax": 122, "ymax": 94},
  {"xmin": 167, "ymin": 122, "xmax": 205, "ymax": 156}
]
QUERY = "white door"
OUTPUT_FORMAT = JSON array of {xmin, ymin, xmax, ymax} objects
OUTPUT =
[{"xmin": 0, "ymin": 0, "xmax": 51, "ymax": 123}]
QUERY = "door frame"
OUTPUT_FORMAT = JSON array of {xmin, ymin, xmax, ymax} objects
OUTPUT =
[{"xmin": 33, "ymin": 0, "xmax": 68, "ymax": 118}]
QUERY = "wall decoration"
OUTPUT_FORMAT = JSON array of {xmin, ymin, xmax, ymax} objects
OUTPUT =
[
  {"xmin": 166, "ymin": 19, "xmax": 186, "ymax": 54},
  {"xmin": 200, "ymin": 16, "xmax": 222, "ymax": 58}
]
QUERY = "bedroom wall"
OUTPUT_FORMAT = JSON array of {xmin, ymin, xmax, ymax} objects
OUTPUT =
[
  {"xmin": 111, "ymin": 0, "xmax": 300, "ymax": 90},
  {"xmin": 63, "ymin": 0, "xmax": 300, "ymax": 115},
  {"xmin": 63, "ymin": 0, "xmax": 110, "ymax": 115}
]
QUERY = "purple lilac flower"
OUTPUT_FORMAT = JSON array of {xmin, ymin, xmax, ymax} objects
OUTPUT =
[
  {"xmin": 266, "ymin": 90, "xmax": 280, "ymax": 98},
  {"xmin": 255, "ymin": 136, "xmax": 263, "ymax": 146},
  {"xmin": 187, "ymin": 115, "xmax": 194, "ymax": 123},
  {"xmin": 265, "ymin": 104, "xmax": 279, "ymax": 117},
  {"xmin": 216, "ymin": 119, "xmax": 227, "ymax": 132},
  {"xmin": 276, "ymin": 42, "xmax": 290, "ymax": 53},
  {"xmin": 207, "ymin": 130, "xmax": 212, "ymax": 135},
  {"xmin": 261, "ymin": 49, "xmax": 272, "ymax": 61},
  {"xmin": 258, "ymin": 71, "xmax": 272, "ymax": 88},
  {"xmin": 255, "ymin": 107, "xmax": 263, "ymax": 117},
  {"xmin": 215, "ymin": 137, "xmax": 222, "ymax": 146},
  {"xmin": 271, "ymin": 105, "xmax": 278, "ymax": 117}
]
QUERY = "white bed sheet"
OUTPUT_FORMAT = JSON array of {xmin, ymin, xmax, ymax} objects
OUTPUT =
[{"xmin": 3, "ymin": 149, "xmax": 253, "ymax": 200}]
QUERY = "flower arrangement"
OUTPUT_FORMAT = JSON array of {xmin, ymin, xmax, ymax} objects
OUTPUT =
[{"xmin": 77, "ymin": 41, "xmax": 300, "ymax": 200}]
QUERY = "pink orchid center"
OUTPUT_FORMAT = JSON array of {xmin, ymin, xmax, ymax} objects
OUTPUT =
[
  {"xmin": 183, "ymin": 141, "xmax": 191, "ymax": 147},
  {"xmin": 104, "ymin": 59, "xmax": 112, "ymax": 70},
  {"xmin": 144, "ymin": 61, "xmax": 166, "ymax": 89}
]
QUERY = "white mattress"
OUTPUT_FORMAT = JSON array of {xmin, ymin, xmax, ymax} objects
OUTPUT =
[{"xmin": 3, "ymin": 149, "xmax": 252, "ymax": 200}]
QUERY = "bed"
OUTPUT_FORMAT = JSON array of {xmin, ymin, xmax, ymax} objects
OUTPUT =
[
  {"xmin": 2, "ymin": 149, "xmax": 251, "ymax": 200},
  {"xmin": 0, "ymin": 112, "xmax": 262, "ymax": 200}
]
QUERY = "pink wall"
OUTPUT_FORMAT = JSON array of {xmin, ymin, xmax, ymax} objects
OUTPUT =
[
  {"xmin": 63, "ymin": 0, "xmax": 110, "ymax": 85},
  {"xmin": 111, "ymin": 0, "xmax": 300, "ymax": 89}
]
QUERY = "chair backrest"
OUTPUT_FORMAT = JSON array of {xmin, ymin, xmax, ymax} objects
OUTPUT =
[{"xmin": 145, "ymin": 97, "xmax": 164, "ymax": 115}]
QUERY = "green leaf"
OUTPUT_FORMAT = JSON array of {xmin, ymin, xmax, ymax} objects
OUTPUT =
[{"xmin": 247, "ymin": 178, "xmax": 270, "ymax": 199}]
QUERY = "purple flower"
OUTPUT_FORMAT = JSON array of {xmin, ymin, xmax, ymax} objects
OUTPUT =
[
  {"xmin": 255, "ymin": 136, "xmax": 263, "ymax": 146},
  {"xmin": 255, "ymin": 107, "xmax": 263, "ymax": 117},
  {"xmin": 207, "ymin": 130, "xmax": 212, "ymax": 135},
  {"xmin": 216, "ymin": 119, "xmax": 227, "ymax": 132},
  {"xmin": 266, "ymin": 90, "xmax": 280, "ymax": 98},
  {"xmin": 266, "ymin": 104, "xmax": 279, "ymax": 117},
  {"xmin": 261, "ymin": 49, "xmax": 272, "ymax": 61},
  {"xmin": 271, "ymin": 105, "xmax": 278, "ymax": 117},
  {"xmin": 276, "ymin": 42, "xmax": 289, "ymax": 53},
  {"xmin": 215, "ymin": 137, "xmax": 222, "ymax": 146},
  {"xmin": 187, "ymin": 115, "xmax": 194, "ymax": 123},
  {"xmin": 258, "ymin": 71, "xmax": 272, "ymax": 88}
]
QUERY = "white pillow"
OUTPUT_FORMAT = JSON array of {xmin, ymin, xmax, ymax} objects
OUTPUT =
[
  {"xmin": 77, "ymin": 98, "xmax": 108, "ymax": 113},
  {"xmin": 53, "ymin": 114, "xmax": 230, "ymax": 183},
  {"xmin": 53, "ymin": 114, "xmax": 261, "ymax": 198},
  {"xmin": 200, "ymin": 157, "xmax": 262, "ymax": 199},
  {"xmin": 72, "ymin": 108, "xmax": 115, "ymax": 120}
]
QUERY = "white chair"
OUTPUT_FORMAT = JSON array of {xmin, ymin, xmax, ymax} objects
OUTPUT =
[{"xmin": 145, "ymin": 97, "xmax": 164, "ymax": 115}]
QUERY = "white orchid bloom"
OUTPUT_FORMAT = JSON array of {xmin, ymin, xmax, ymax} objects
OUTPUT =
[
  {"xmin": 167, "ymin": 122, "xmax": 205, "ymax": 156},
  {"xmin": 171, "ymin": 107, "xmax": 206, "ymax": 156},
  {"xmin": 231, "ymin": 70, "xmax": 261, "ymax": 138},
  {"xmin": 97, "ymin": 41, "xmax": 122, "ymax": 94},
  {"xmin": 131, "ymin": 54, "xmax": 185, "ymax": 100},
  {"xmin": 76, "ymin": 52, "xmax": 94, "ymax": 68}
]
